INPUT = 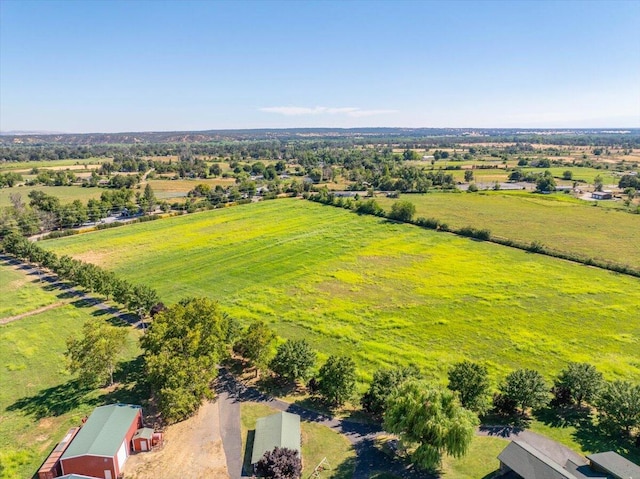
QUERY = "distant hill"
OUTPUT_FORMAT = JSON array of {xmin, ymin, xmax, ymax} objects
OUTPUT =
[{"xmin": 1, "ymin": 127, "xmax": 639, "ymax": 146}]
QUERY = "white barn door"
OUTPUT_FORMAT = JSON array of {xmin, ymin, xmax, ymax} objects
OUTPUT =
[{"xmin": 116, "ymin": 440, "xmax": 128, "ymax": 470}]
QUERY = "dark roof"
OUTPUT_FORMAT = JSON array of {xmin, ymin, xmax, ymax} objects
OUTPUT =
[
  {"xmin": 498, "ymin": 441, "xmax": 579, "ymax": 479},
  {"xmin": 587, "ymin": 452, "xmax": 640, "ymax": 479},
  {"xmin": 61, "ymin": 404, "xmax": 141, "ymax": 460},
  {"xmin": 251, "ymin": 412, "xmax": 301, "ymax": 464}
]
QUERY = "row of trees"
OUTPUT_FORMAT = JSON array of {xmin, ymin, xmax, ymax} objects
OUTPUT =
[{"xmin": 1, "ymin": 232, "xmax": 159, "ymax": 316}]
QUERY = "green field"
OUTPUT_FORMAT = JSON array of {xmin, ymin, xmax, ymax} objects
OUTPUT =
[
  {"xmin": 43, "ymin": 199, "xmax": 640, "ymax": 385},
  {"xmin": 0, "ymin": 158, "xmax": 109, "ymax": 173},
  {"xmin": 0, "ymin": 263, "xmax": 61, "ymax": 319},
  {"xmin": 0, "ymin": 185, "xmax": 104, "ymax": 208},
  {"xmin": 0, "ymin": 265, "xmax": 141, "ymax": 479},
  {"xmin": 376, "ymin": 191, "xmax": 640, "ymax": 269}
]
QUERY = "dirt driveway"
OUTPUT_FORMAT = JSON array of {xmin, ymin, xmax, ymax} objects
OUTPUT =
[{"xmin": 123, "ymin": 400, "xmax": 229, "ymax": 479}]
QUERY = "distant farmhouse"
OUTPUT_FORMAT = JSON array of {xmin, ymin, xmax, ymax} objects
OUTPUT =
[
  {"xmin": 37, "ymin": 404, "xmax": 162, "ymax": 479},
  {"xmin": 497, "ymin": 440, "xmax": 640, "ymax": 479},
  {"xmin": 591, "ymin": 191, "xmax": 613, "ymax": 200}
]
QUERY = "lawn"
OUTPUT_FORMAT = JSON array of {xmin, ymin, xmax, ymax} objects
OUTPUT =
[
  {"xmin": 440, "ymin": 435, "xmax": 507, "ymax": 478},
  {"xmin": 0, "ymin": 269, "xmax": 142, "ymax": 479},
  {"xmin": 240, "ymin": 402, "xmax": 355, "ymax": 478},
  {"xmin": 0, "ymin": 262, "xmax": 61, "ymax": 319},
  {"xmin": 42, "ymin": 199, "xmax": 640, "ymax": 387},
  {"xmin": 0, "ymin": 185, "xmax": 104, "ymax": 208},
  {"xmin": 375, "ymin": 191, "xmax": 640, "ymax": 269}
]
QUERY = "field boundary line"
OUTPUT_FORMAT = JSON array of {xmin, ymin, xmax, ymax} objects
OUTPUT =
[{"xmin": 0, "ymin": 301, "xmax": 65, "ymax": 325}]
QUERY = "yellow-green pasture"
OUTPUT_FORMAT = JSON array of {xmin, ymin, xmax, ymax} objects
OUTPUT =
[
  {"xmin": 42, "ymin": 199, "xmax": 640, "ymax": 386},
  {"xmin": 0, "ymin": 264, "xmax": 141, "ymax": 479},
  {"xmin": 0, "ymin": 185, "xmax": 104, "ymax": 208},
  {"xmin": 375, "ymin": 191, "xmax": 640, "ymax": 269}
]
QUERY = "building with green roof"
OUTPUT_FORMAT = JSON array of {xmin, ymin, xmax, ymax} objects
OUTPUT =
[
  {"xmin": 251, "ymin": 411, "xmax": 301, "ymax": 465},
  {"xmin": 60, "ymin": 404, "xmax": 142, "ymax": 479}
]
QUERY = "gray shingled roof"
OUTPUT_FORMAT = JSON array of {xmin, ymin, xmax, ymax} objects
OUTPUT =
[
  {"xmin": 251, "ymin": 412, "xmax": 301, "ymax": 464},
  {"xmin": 498, "ymin": 441, "xmax": 580, "ymax": 479},
  {"xmin": 587, "ymin": 451, "xmax": 640, "ymax": 479},
  {"xmin": 61, "ymin": 404, "xmax": 141, "ymax": 459}
]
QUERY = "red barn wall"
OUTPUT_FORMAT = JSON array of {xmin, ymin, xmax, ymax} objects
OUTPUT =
[{"xmin": 60, "ymin": 455, "xmax": 115, "ymax": 479}]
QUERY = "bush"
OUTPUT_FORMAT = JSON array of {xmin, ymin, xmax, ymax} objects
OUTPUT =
[
  {"xmin": 388, "ymin": 200, "xmax": 416, "ymax": 222},
  {"xmin": 255, "ymin": 447, "xmax": 302, "ymax": 479}
]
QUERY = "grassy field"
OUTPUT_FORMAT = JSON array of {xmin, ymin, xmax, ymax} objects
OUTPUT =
[
  {"xmin": 0, "ymin": 263, "xmax": 62, "ymax": 319},
  {"xmin": 42, "ymin": 199, "xmax": 640, "ymax": 385},
  {"xmin": 0, "ymin": 185, "xmax": 104, "ymax": 208},
  {"xmin": 0, "ymin": 158, "xmax": 110, "ymax": 173},
  {"xmin": 375, "ymin": 191, "xmax": 640, "ymax": 269},
  {"xmin": 439, "ymin": 435, "xmax": 507, "ymax": 478},
  {"xmin": 0, "ymin": 266, "xmax": 142, "ymax": 479},
  {"xmin": 147, "ymin": 177, "xmax": 237, "ymax": 201},
  {"xmin": 240, "ymin": 402, "xmax": 355, "ymax": 478}
]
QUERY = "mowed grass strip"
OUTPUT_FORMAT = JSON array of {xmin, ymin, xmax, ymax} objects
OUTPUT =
[
  {"xmin": 0, "ymin": 263, "xmax": 62, "ymax": 319},
  {"xmin": 43, "ymin": 199, "xmax": 640, "ymax": 384},
  {"xmin": 376, "ymin": 192, "xmax": 640, "ymax": 269},
  {"xmin": 0, "ymin": 301, "xmax": 141, "ymax": 479}
]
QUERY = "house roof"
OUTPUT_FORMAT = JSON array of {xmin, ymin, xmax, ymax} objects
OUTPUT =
[
  {"xmin": 251, "ymin": 411, "xmax": 301, "ymax": 464},
  {"xmin": 133, "ymin": 427, "xmax": 154, "ymax": 441},
  {"xmin": 587, "ymin": 451, "xmax": 640, "ymax": 479},
  {"xmin": 498, "ymin": 441, "xmax": 579, "ymax": 479},
  {"xmin": 61, "ymin": 404, "xmax": 141, "ymax": 460}
]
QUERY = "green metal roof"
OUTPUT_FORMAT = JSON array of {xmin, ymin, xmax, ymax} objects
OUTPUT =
[
  {"xmin": 61, "ymin": 404, "xmax": 141, "ymax": 459},
  {"xmin": 251, "ymin": 411, "xmax": 301, "ymax": 464},
  {"xmin": 133, "ymin": 427, "xmax": 154, "ymax": 440}
]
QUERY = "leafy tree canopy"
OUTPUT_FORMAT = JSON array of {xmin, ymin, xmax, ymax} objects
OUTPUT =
[
  {"xmin": 317, "ymin": 355, "xmax": 357, "ymax": 406},
  {"xmin": 384, "ymin": 381, "xmax": 479, "ymax": 471},
  {"xmin": 447, "ymin": 360, "xmax": 491, "ymax": 414},
  {"xmin": 269, "ymin": 339, "xmax": 316, "ymax": 383},
  {"xmin": 499, "ymin": 369, "xmax": 549, "ymax": 414},
  {"xmin": 361, "ymin": 365, "xmax": 420, "ymax": 417}
]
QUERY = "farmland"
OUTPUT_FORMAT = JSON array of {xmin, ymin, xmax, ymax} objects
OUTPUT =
[
  {"xmin": 375, "ymin": 191, "xmax": 640, "ymax": 269},
  {"xmin": 0, "ymin": 262, "xmax": 142, "ymax": 479},
  {"xmin": 42, "ymin": 199, "xmax": 640, "ymax": 385}
]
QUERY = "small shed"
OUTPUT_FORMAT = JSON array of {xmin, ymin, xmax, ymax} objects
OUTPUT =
[
  {"xmin": 592, "ymin": 191, "xmax": 612, "ymax": 200},
  {"xmin": 37, "ymin": 427, "xmax": 80, "ymax": 479},
  {"xmin": 60, "ymin": 404, "xmax": 143, "ymax": 479},
  {"xmin": 251, "ymin": 411, "xmax": 301, "ymax": 465},
  {"xmin": 132, "ymin": 428, "xmax": 154, "ymax": 452},
  {"xmin": 587, "ymin": 451, "xmax": 640, "ymax": 479}
]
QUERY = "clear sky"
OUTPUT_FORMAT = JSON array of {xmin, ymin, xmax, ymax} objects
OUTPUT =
[{"xmin": 1, "ymin": 0, "xmax": 639, "ymax": 133}]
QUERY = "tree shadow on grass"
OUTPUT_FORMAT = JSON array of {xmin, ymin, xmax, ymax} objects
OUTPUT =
[
  {"xmin": 6, "ymin": 379, "xmax": 95, "ymax": 420},
  {"xmin": 6, "ymin": 356, "xmax": 149, "ymax": 421},
  {"xmin": 330, "ymin": 454, "xmax": 357, "ymax": 479}
]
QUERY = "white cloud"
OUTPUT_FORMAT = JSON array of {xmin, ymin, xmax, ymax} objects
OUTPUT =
[{"xmin": 260, "ymin": 106, "xmax": 397, "ymax": 117}]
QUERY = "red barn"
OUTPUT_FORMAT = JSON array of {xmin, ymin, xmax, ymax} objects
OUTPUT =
[{"xmin": 59, "ymin": 404, "xmax": 142, "ymax": 479}]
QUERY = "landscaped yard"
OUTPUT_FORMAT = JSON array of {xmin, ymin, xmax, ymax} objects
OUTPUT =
[{"xmin": 240, "ymin": 402, "xmax": 355, "ymax": 478}]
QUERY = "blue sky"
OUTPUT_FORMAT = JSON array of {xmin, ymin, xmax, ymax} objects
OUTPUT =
[{"xmin": 1, "ymin": 0, "xmax": 639, "ymax": 133}]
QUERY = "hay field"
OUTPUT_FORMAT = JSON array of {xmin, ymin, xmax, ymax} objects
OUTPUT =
[{"xmin": 42, "ymin": 199, "xmax": 640, "ymax": 385}]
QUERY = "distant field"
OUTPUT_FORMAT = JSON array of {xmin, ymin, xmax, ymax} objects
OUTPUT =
[
  {"xmin": 0, "ymin": 263, "xmax": 61, "ymax": 319},
  {"xmin": 376, "ymin": 191, "xmax": 640, "ymax": 269},
  {"xmin": 43, "ymin": 199, "xmax": 640, "ymax": 385},
  {"xmin": 0, "ymin": 158, "xmax": 110, "ymax": 173},
  {"xmin": 147, "ymin": 177, "xmax": 237, "ymax": 201},
  {"xmin": 0, "ymin": 185, "xmax": 104, "ymax": 208},
  {"xmin": 0, "ymin": 288, "xmax": 141, "ymax": 479}
]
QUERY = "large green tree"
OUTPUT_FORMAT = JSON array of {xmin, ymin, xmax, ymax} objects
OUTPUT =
[
  {"xmin": 269, "ymin": 339, "xmax": 316, "ymax": 383},
  {"xmin": 596, "ymin": 380, "xmax": 640, "ymax": 436},
  {"xmin": 388, "ymin": 200, "xmax": 416, "ymax": 222},
  {"xmin": 141, "ymin": 297, "xmax": 236, "ymax": 423},
  {"xmin": 66, "ymin": 318, "xmax": 128, "ymax": 387},
  {"xmin": 499, "ymin": 369, "xmax": 549, "ymax": 414},
  {"xmin": 447, "ymin": 360, "xmax": 491, "ymax": 414},
  {"xmin": 384, "ymin": 381, "xmax": 479, "ymax": 471},
  {"xmin": 554, "ymin": 362, "xmax": 603, "ymax": 407},
  {"xmin": 234, "ymin": 320, "xmax": 277, "ymax": 375},
  {"xmin": 361, "ymin": 365, "xmax": 420, "ymax": 417},
  {"xmin": 317, "ymin": 355, "xmax": 357, "ymax": 406}
]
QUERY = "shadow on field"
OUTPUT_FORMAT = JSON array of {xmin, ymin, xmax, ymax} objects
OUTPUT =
[
  {"xmin": 535, "ymin": 405, "xmax": 640, "ymax": 464},
  {"xmin": 6, "ymin": 356, "xmax": 148, "ymax": 420},
  {"xmin": 6, "ymin": 379, "xmax": 95, "ymax": 419}
]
